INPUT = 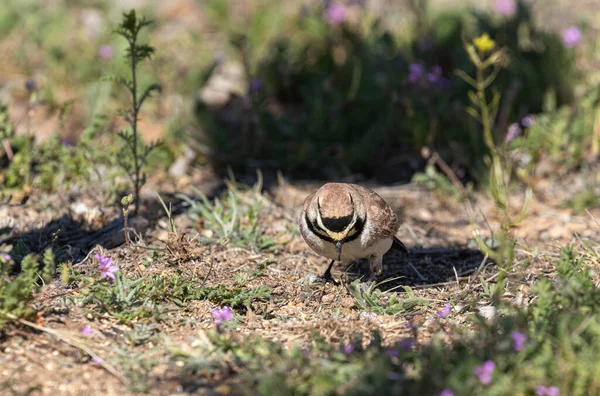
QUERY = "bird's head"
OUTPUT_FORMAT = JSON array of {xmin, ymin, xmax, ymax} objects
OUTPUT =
[{"xmin": 306, "ymin": 183, "xmax": 366, "ymax": 260}]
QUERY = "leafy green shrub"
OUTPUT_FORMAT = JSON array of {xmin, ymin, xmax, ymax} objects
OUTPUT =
[
  {"xmin": 194, "ymin": 1, "xmax": 579, "ymax": 182},
  {"xmin": 0, "ymin": 250, "xmax": 54, "ymax": 329}
]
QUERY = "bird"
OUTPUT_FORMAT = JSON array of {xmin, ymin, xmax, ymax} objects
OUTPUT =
[{"xmin": 298, "ymin": 182, "xmax": 408, "ymax": 284}]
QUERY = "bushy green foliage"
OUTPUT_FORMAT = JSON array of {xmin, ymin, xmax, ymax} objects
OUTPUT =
[
  {"xmin": 0, "ymin": 251, "xmax": 54, "ymax": 329},
  {"xmin": 195, "ymin": 1, "xmax": 580, "ymax": 181}
]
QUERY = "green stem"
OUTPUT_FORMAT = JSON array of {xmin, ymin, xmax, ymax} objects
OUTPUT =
[
  {"xmin": 477, "ymin": 67, "xmax": 496, "ymax": 154},
  {"xmin": 129, "ymin": 36, "xmax": 140, "ymax": 216}
]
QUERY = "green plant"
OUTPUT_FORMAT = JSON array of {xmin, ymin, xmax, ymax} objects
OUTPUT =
[
  {"xmin": 346, "ymin": 280, "xmax": 429, "ymax": 315},
  {"xmin": 457, "ymin": 34, "xmax": 532, "ymax": 304},
  {"xmin": 0, "ymin": 251, "xmax": 54, "ymax": 329},
  {"xmin": 108, "ymin": 9, "xmax": 161, "ymax": 214},
  {"xmin": 179, "ymin": 183, "xmax": 280, "ymax": 253}
]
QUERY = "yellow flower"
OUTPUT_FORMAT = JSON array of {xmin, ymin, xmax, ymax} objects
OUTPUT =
[{"xmin": 473, "ymin": 33, "xmax": 496, "ymax": 53}]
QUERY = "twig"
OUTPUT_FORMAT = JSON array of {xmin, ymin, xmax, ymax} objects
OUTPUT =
[
  {"xmin": 423, "ymin": 147, "xmax": 467, "ymax": 195},
  {"xmin": 408, "ymin": 262, "xmax": 426, "ymax": 282},
  {"xmin": 7, "ymin": 313, "xmax": 128, "ymax": 385}
]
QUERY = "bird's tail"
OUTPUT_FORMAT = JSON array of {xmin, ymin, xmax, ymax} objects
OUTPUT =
[{"xmin": 392, "ymin": 236, "xmax": 409, "ymax": 253}]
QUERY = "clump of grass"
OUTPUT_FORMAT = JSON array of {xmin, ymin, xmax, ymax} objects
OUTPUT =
[
  {"xmin": 346, "ymin": 280, "xmax": 429, "ymax": 315},
  {"xmin": 107, "ymin": 9, "xmax": 161, "ymax": 215},
  {"xmin": 178, "ymin": 181, "xmax": 281, "ymax": 253}
]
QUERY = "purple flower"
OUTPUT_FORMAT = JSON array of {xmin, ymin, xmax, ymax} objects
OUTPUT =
[
  {"xmin": 436, "ymin": 303, "xmax": 452, "ymax": 319},
  {"xmin": 100, "ymin": 264, "xmax": 118, "ymax": 280},
  {"xmin": 474, "ymin": 360, "xmax": 495, "ymax": 385},
  {"xmin": 562, "ymin": 26, "xmax": 582, "ymax": 48},
  {"xmin": 427, "ymin": 65, "xmax": 443, "ymax": 84},
  {"xmin": 95, "ymin": 252, "xmax": 118, "ymax": 280},
  {"xmin": 250, "ymin": 78, "xmax": 263, "ymax": 93},
  {"xmin": 98, "ymin": 45, "xmax": 114, "ymax": 60},
  {"xmin": 494, "ymin": 0, "xmax": 516, "ymax": 17},
  {"xmin": 521, "ymin": 115, "xmax": 535, "ymax": 128},
  {"xmin": 211, "ymin": 306, "xmax": 234, "ymax": 325},
  {"xmin": 506, "ymin": 122, "xmax": 522, "ymax": 142},
  {"xmin": 343, "ymin": 343, "xmax": 355, "ymax": 356},
  {"xmin": 440, "ymin": 389, "xmax": 454, "ymax": 396},
  {"xmin": 94, "ymin": 252, "xmax": 113, "ymax": 269},
  {"xmin": 536, "ymin": 385, "xmax": 560, "ymax": 396},
  {"xmin": 408, "ymin": 63, "xmax": 425, "ymax": 83},
  {"xmin": 91, "ymin": 357, "xmax": 101, "ymax": 364},
  {"xmin": 324, "ymin": 2, "xmax": 347, "ymax": 25},
  {"xmin": 511, "ymin": 330, "xmax": 527, "ymax": 351},
  {"xmin": 25, "ymin": 80, "xmax": 36, "ymax": 92},
  {"xmin": 387, "ymin": 347, "xmax": 399, "ymax": 358},
  {"xmin": 81, "ymin": 326, "xmax": 94, "ymax": 336},
  {"xmin": 398, "ymin": 338, "xmax": 414, "ymax": 350},
  {"xmin": 2, "ymin": 254, "xmax": 11, "ymax": 261}
]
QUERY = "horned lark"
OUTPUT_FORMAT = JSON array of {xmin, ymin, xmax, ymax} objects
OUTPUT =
[{"xmin": 298, "ymin": 182, "xmax": 408, "ymax": 284}]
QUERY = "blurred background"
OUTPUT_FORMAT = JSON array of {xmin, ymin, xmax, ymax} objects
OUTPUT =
[{"xmin": 0, "ymin": 0, "xmax": 598, "ymax": 193}]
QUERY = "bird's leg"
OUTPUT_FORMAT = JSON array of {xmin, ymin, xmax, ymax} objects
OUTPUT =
[
  {"xmin": 364, "ymin": 255, "xmax": 382, "ymax": 285},
  {"xmin": 368, "ymin": 255, "xmax": 383, "ymax": 276},
  {"xmin": 319, "ymin": 260, "xmax": 340, "ymax": 285}
]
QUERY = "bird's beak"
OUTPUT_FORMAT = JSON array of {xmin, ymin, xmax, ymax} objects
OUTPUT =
[{"xmin": 335, "ymin": 241, "xmax": 342, "ymax": 261}]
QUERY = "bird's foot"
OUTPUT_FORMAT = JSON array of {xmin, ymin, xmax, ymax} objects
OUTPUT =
[{"xmin": 317, "ymin": 260, "xmax": 340, "ymax": 286}]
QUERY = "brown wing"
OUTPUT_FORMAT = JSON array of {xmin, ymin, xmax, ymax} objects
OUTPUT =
[
  {"xmin": 299, "ymin": 190, "xmax": 316, "ymax": 224},
  {"xmin": 351, "ymin": 184, "xmax": 401, "ymax": 240}
]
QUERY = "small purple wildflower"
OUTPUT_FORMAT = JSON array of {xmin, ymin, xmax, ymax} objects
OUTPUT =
[
  {"xmin": 101, "ymin": 264, "xmax": 119, "ymax": 280},
  {"xmin": 562, "ymin": 26, "xmax": 582, "ymax": 48},
  {"xmin": 211, "ymin": 306, "xmax": 234, "ymax": 325},
  {"xmin": 324, "ymin": 2, "xmax": 347, "ymax": 25},
  {"xmin": 98, "ymin": 45, "xmax": 114, "ymax": 60},
  {"xmin": 2, "ymin": 254, "xmax": 11, "ymax": 261},
  {"xmin": 398, "ymin": 338, "xmax": 414, "ymax": 350},
  {"xmin": 81, "ymin": 326, "xmax": 94, "ymax": 336},
  {"xmin": 343, "ymin": 343, "xmax": 355, "ymax": 356},
  {"xmin": 436, "ymin": 303, "xmax": 452, "ymax": 319},
  {"xmin": 91, "ymin": 357, "xmax": 101, "ymax": 364},
  {"xmin": 250, "ymin": 78, "xmax": 263, "ymax": 93},
  {"xmin": 511, "ymin": 330, "xmax": 527, "ymax": 352},
  {"xmin": 535, "ymin": 385, "xmax": 560, "ymax": 396},
  {"xmin": 387, "ymin": 347, "xmax": 399, "ymax": 358},
  {"xmin": 408, "ymin": 63, "xmax": 425, "ymax": 83},
  {"xmin": 427, "ymin": 65, "xmax": 443, "ymax": 84},
  {"xmin": 506, "ymin": 123, "xmax": 522, "ymax": 142},
  {"xmin": 521, "ymin": 115, "xmax": 535, "ymax": 128},
  {"xmin": 25, "ymin": 80, "xmax": 36, "ymax": 92},
  {"xmin": 474, "ymin": 360, "xmax": 495, "ymax": 385},
  {"xmin": 95, "ymin": 252, "xmax": 118, "ymax": 280},
  {"xmin": 440, "ymin": 389, "xmax": 454, "ymax": 396},
  {"xmin": 494, "ymin": 0, "xmax": 516, "ymax": 17},
  {"xmin": 94, "ymin": 252, "xmax": 113, "ymax": 269}
]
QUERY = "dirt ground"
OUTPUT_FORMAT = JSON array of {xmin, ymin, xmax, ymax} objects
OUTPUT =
[{"xmin": 1, "ymin": 164, "xmax": 599, "ymax": 395}]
